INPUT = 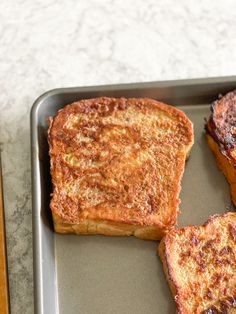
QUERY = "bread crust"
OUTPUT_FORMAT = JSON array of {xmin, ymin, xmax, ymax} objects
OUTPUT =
[
  {"xmin": 206, "ymin": 134, "xmax": 236, "ymax": 206},
  {"xmin": 158, "ymin": 212, "xmax": 236, "ymax": 313},
  {"xmin": 48, "ymin": 97, "xmax": 193, "ymax": 240},
  {"xmin": 53, "ymin": 212, "xmax": 165, "ymax": 239},
  {"xmin": 206, "ymin": 90, "xmax": 236, "ymax": 206}
]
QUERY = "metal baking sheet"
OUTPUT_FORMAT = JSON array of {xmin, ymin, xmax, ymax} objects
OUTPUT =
[{"xmin": 31, "ymin": 77, "xmax": 236, "ymax": 314}]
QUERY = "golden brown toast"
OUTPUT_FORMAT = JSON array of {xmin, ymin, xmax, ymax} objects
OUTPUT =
[
  {"xmin": 48, "ymin": 97, "xmax": 193, "ymax": 240},
  {"xmin": 206, "ymin": 91, "xmax": 236, "ymax": 205},
  {"xmin": 159, "ymin": 212, "xmax": 236, "ymax": 314}
]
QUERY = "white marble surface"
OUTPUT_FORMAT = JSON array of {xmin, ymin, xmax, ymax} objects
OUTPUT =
[{"xmin": 0, "ymin": 0, "xmax": 236, "ymax": 313}]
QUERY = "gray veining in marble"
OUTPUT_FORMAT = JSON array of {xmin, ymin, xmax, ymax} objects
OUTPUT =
[{"xmin": 0, "ymin": 0, "xmax": 236, "ymax": 313}]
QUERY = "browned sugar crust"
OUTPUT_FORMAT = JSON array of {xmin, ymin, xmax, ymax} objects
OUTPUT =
[{"xmin": 206, "ymin": 90, "xmax": 236, "ymax": 165}]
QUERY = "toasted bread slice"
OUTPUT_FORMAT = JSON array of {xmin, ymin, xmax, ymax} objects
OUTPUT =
[
  {"xmin": 206, "ymin": 91, "xmax": 236, "ymax": 205},
  {"xmin": 159, "ymin": 212, "xmax": 236, "ymax": 314},
  {"xmin": 48, "ymin": 97, "xmax": 193, "ymax": 240}
]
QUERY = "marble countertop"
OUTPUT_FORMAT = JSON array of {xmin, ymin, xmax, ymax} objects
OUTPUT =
[{"xmin": 0, "ymin": 0, "xmax": 236, "ymax": 313}]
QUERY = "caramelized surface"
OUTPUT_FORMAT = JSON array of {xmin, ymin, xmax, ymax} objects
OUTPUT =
[
  {"xmin": 206, "ymin": 90, "xmax": 236, "ymax": 206},
  {"xmin": 159, "ymin": 212, "xmax": 236, "ymax": 314},
  {"xmin": 206, "ymin": 90, "xmax": 236, "ymax": 165},
  {"xmin": 48, "ymin": 97, "xmax": 193, "ymax": 238}
]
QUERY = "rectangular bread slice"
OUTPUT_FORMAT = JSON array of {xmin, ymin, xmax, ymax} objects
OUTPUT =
[
  {"xmin": 48, "ymin": 97, "xmax": 193, "ymax": 240},
  {"xmin": 206, "ymin": 90, "xmax": 236, "ymax": 206},
  {"xmin": 159, "ymin": 212, "xmax": 236, "ymax": 313}
]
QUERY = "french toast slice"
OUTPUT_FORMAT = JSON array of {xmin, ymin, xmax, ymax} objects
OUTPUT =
[
  {"xmin": 48, "ymin": 97, "xmax": 193, "ymax": 240},
  {"xmin": 206, "ymin": 91, "xmax": 236, "ymax": 205},
  {"xmin": 158, "ymin": 212, "xmax": 236, "ymax": 314}
]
